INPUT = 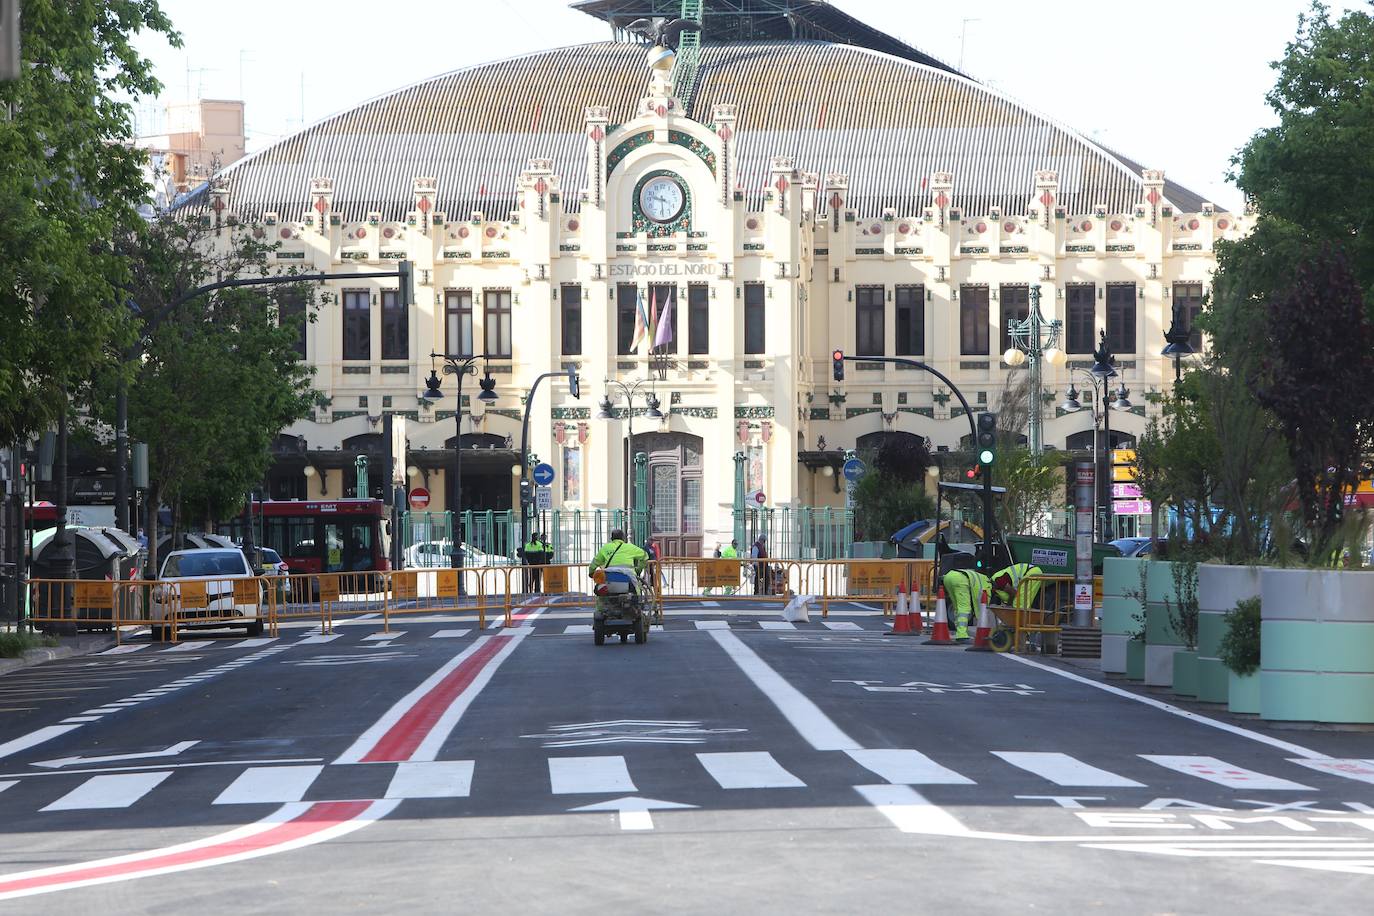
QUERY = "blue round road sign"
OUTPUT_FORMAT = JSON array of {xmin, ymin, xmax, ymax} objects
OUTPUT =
[
  {"xmin": 532, "ymin": 462, "xmax": 556, "ymax": 486},
  {"xmin": 842, "ymin": 458, "xmax": 866, "ymax": 482}
]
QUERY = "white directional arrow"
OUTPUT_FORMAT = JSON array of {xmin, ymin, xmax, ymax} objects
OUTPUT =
[
  {"xmin": 31, "ymin": 740, "xmax": 201, "ymax": 770},
  {"xmin": 568, "ymin": 796, "xmax": 698, "ymax": 831}
]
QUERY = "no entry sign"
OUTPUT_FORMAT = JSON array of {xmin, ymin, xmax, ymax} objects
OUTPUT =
[{"xmin": 408, "ymin": 487, "xmax": 431, "ymax": 510}]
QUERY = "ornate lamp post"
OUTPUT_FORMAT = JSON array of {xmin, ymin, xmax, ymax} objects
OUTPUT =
[
  {"xmin": 597, "ymin": 378, "xmax": 662, "ymax": 542},
  {"xmin": 422, "ymin": 352, "xmax": 498, "ymax": 570},
  {"xmin": 1061, "ymin": 331, "xmax": 1133, "ymax": 541},
  {"xmin": 1161, "ymin": 300, "xmax": 1196, "ymax": 385},
  {"xmin": 1002, "ymin": 284, "xmax": 1067, "ymax": 458}
]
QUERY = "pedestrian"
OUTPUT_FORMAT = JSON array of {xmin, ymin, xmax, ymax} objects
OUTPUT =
[
  {"xmin": 522, "ymin": 532, "xmax": 547, "ymax": 592},
  {"xmin": 751, "ymin": 534, "xmax": 770, "ymax": 595}
]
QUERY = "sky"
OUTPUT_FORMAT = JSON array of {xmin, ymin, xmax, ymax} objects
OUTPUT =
[{"xmin": 129, "ymin": 0, "xmax": 1363, "ymax": 213}]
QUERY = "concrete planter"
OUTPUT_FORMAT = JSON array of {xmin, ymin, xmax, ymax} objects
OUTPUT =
[
  {"xmin": 1101, "ymin": 557, "xmax": 1148, "ymax": 675},
  {"xmin": 1229, "ymin": 671, "xmax": 1261, "ymax": 715},
  {"xmin": 1171, "ymin": 650, "xmax": 1199, "ymax": 699},
  {"xmin": 1125, "ymin": 638, "xmax": 1145, "ymax": 681},
  {"xmin": 1196, "ymin": 564, "xmax": 1262, "ymax": 704},
  {"xmin": 1143, "ymin": 560, "xmax": 1184, "ymax": 687},
  {"xmin": 1260, "ymin": 568, "xmax": 1374, "ymax": 724}
]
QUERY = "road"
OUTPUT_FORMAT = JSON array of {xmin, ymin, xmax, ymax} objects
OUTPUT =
[{"xmin": 0, "ymin": 599, "xmax": 1371, "ymax": 913}]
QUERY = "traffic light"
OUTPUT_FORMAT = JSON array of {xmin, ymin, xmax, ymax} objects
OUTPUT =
[
  {"xmin": 397, "ymin": 260, "xmax": 413, "ymax": 309},
  {"xmin": 965, "ymin": 465, "xmax": 980, "ymax": 481},
  {"xmin": 832, "ymin": 349, "xmax": 845, "ymax": 382},
  {"xmin": 977, "ymin": 412, "xmax": 997, "ymax": 465}
]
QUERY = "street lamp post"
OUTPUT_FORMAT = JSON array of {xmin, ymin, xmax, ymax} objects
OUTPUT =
[
  {"xmin": 1162, "ymin": 300, "xmax": 1196, "ymax": 385},
  {"xmin": 1002, "ymin": 284, "xmax": 1067, "ymax": 459},
  {"xmin": 1060, "ymin": 330, "xmax": 1132, "ymax": 542},
  {"xmin": 516, "ymin": 368, "xmax": 580, "ymax": 546},
  {"xmin": 597, "ymin": 378, "xmax": 662, "ymax": 542},
  {"xmin": 422, "ymin": 352, "xmax": 499, "ymax": 572}
]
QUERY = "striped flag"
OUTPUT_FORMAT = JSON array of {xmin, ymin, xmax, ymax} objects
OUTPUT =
[{"xmin": 630, "ymin": 287, "xmax": 650, "ymax": 351}]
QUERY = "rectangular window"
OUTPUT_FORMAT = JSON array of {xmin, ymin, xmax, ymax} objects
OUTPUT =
[
  {"xmin": 342, "ymin": 289, "xmax": 370, "ymax": 360},
  {"xmin": 277, "ymin": 288, "xmax": 308, "ymax": 359},
  {"xmin": 560, "ymin": 284, "xmax": 582, "ymax": 356},
  {"xmin": 999, "ymin": 284, "xmax": 1030, "ymax": 354},
  {"xmin": 855, "ymin": 285, "xmax": 884, "ymax": 356},
  {"xmin": 444, "ymin": 290, "xmax": 473, "ymax": 356},
  {"xmin": 1107, "ymin": 283, "xmax": 1136, "ymax": 354},
  {"xmin": 381, "ymin": 289, "xmax": 407, "ymax": 360},
  {"xmin": 1065, "ymin": 283, "xmax": 1095, "ymax": 354},
  {"xmin": 484, "ymin": 289, "xmax": 512, "ymax": 358},
  {"xmin": 959, "ymin": 285, "xmax": 989, "ymax": 356},
  {"xmin": 650, "ymin": 284, "xmax": 677, "ymax": 354},
  {"xmin": 1173, "ymin": 282, "xmax": 1205, "ymax": 351},
  {"xmin": 616, "ymin": 284, "xmax": 638, "ymax": 355},
  {"xmin": 744, "ymin": 282, "xmax": 766, "ymax": 354},
  {"xmin": 688, "ymin": 283, "xmax": 709, "ymax": 355},
  {"xmin": 895, "ymin": 284, "xmax": 923, "ymax": 356}
]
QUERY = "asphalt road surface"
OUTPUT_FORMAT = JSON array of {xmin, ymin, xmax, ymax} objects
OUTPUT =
[{"xmin": 0, "ymin": 598, "xmax": 1371, "ymax": 914}]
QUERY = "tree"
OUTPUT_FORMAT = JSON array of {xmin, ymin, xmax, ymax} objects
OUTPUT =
[
  {"xmin": 993, "ymin": 447, "xmax": 1063, "ymax": 537},
  {"xmin": 851, "ymin": 435, "xmax": 935, "ymax": 541},
  {"xmin": 1253, "ymin": 246, "xmax": 1374, "ymax": 553},
  {"xmin": 0, "ymin": 1, "xmax": 178, "ymax": 445},
  {"xmin": 89, "ymin": 217, "xmax": 319, "ymax": 569}
]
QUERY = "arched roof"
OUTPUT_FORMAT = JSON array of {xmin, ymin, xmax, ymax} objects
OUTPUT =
[{"xmin": 194, "ymin": 41, "xmax": 1206, "ymax": 221}]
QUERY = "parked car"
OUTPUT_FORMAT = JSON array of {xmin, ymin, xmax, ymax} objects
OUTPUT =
[
  {"xmin": 1110, "ymin": 537, "xmax": 1165, "ymax": 558},
  {"xmin": 151, "ymin": 548, "xmax": 265, "ymax": 640},
  {"xmin": 403, "ymin": 540, "xmax": 513, "ymax": 569}
]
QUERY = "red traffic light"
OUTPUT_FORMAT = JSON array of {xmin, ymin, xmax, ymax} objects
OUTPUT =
[
  {"xmin": 832, "ymin": 349, "xmax": 843, "ymax": 361},
  {"xmin": 965, "ymin": 465, "xmax": 980, "ymax": 480}
]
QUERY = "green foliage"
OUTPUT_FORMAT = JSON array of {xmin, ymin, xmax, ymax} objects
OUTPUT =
[
  {"xmin": 1132, "ymin": 375, "xmax": 1222, "ymax": 540},
  {"xmin": 851, "ymin": 469, "xmax": 935, "ymax": 542},
  {"xmin": 992, "ymin": 447, "xmax": 1064, "ymax": 536},
  {"xmin": 0, "ymin": 1, "xmax": 178, "ymax": 444},
  {"xmin": 0, "ymin": 630, "xmax": 58, "ymax": 658},
  {"xmin": 1218, "ymin": 596, "xmax": 1262, "ymax": 677},
  {"xmin": 1163, "ymin": 557, "xmax": 1200, "ymax": 650},
  {"xmin": 1121, "ymin": 561, "xmax": 1149, "ymax": 642}
]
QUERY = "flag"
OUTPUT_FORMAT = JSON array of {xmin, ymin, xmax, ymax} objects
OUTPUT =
[
  {"xmin": 654, "ymin": 290, "xmax": 674, "ymax": 348},
  {"xmin": 631, "ymin": 287, "xmax": 650, "ymax": 351}
]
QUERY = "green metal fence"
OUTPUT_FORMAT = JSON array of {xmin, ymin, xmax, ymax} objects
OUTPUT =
[{"xmin": 733, "ymin": 507, "xmax": 854, "ymax": 560}]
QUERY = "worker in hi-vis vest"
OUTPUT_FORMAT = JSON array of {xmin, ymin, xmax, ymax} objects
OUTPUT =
[
  {"xmin": 940, "ymin": 568, "xmax": 991, "ymax": 641},
  {"xmin": 990, "ymin": 562, "xmax": 1044, "ymax": 610}
]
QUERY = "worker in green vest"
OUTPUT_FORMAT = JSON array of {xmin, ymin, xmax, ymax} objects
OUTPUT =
[
  {"xmin": 940, "ymin": 567, "xmax": 991, "ymax": 641},
  {"xmin": 990, "ymin": 562, "xmax": 1044, "ymax": 609},
  {"xmin": 522, "ymin": 532, "xmax": 550, "ymax": 593},
  {"xmin": 705, "ymin": 538, "xmax": 740, "ymax": 596}
]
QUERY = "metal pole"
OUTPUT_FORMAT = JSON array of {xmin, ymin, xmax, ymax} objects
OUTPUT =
[
  {"xmin": 114, "ymin": 379, "xmax": 129, "ymax": 533},
  {"xmin": 1028, "ymin": 286, "xmax": 1043, "ymax": 458},
  {"xmin": 1101, "ymin": 381, "xmax": 1112, "ymax": 543},
  {"xmin": 626, "ymin": 399, "xmax": 635, "ymax": 521},
  {"xmin": 453, "ymin": 368, "xmax": 464, "ymax": 571}
]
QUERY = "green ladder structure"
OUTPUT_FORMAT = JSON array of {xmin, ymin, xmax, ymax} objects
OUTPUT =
[{"xmin": 674, "ymin": 0, "xmax": 703, "ymax": 115}]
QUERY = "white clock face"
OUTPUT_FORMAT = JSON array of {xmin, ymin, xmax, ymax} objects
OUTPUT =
[{"xmin": 639, "ymin": 176, "xmax": 685, "ymax": 223}]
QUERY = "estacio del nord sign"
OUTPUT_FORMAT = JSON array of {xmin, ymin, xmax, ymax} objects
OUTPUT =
[{"xmin": 607, "ymin": 262, "xmax": 720, "ymax": 278}]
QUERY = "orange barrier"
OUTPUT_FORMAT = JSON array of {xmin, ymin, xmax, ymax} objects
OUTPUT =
[{"xmin": 984, "ymin": 573, "xmax": 1078, "ymax": 653}]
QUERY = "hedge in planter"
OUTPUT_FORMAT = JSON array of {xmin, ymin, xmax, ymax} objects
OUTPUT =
[{"xmin": 1219, "ymin": 596, "xmax": 1261, "ymax": 715}]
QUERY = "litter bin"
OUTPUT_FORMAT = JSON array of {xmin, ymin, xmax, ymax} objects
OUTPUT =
[{"xmin": 30, "ymin": 527, "xmax": 142, "ymax": 631}]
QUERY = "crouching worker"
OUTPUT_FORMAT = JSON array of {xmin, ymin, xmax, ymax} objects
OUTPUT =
[
  {"xmin": 940, "ymin": 568, "xmax": 990, "ymax": 641},
  {"xmin": 990, "ymin": 562, "xmax": 1044, "ymax": 610}
]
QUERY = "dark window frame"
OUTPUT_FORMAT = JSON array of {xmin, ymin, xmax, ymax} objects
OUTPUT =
[
  {"xmin": 380, "ymin": 289, "xmax": 408, "ymax": 360},
  {"xmin": 444, "ymin": 289, "xmax": 473, "ymax": 357},
  {"xmin": 687, "ymin": 283, "xmax": 709, "ymax": 355},
  {"xmin": 895, "ymin": 284, "xmax": 923, "ymax": 356},
  {"xmin": 743, "ymin": 282, "xmax": 766, "ymax": 355},
  {"xmin": 276, "ymin": 288, "xmax": 308, "ymax": 359},
  {"xmin": 999, "ymin": 284, "xmax": 1030, "ymax": 354},
  {"xmin": 342, "ymin": 288, "xmax": 370, "ymax": 361},
  {"xmin": 1106, "ymin": 282, "xmax": 1137, "ymax": 354},
  {"xmin": 1173, "ymin": 282, "xmax": 1205, "ymax": 351},
  {"xmin": 959, "ymin": 285, "xmax": 990, "ymax": 356},
  {"xmin": 1065, "ymin": 283, "xmax": 1095, "ymax": 354},
  {"xmin": 484, "ymin": 289, "xmax": 512, "ymax": 358},
  {"xmin": 855, "ymin": 285, "xmax": 885, "ymax": 356},
  {"xmin": 560, "ymin": 284, "xmax": 582, "ymax": 356},
  {"xmin": 616, "ymin": 284, "xmax": 638, "ymax": 355}
]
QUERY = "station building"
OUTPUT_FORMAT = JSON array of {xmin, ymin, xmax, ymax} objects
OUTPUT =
[{"xmin": 189, "ymin": 0, "xmax": 1240, "ymax": 553}]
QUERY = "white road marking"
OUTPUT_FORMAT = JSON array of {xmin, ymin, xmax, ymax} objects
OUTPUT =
[
  {"xmin": 759, "ymin": 621, "xmax": 796, "ymax": 630},
  {"xmin": 32, "ymin": 741, "xmax": 200, "ymax": 769},
  {"xmin": 1288, "ymin": 758, "xmax": 1374, "ymax": 785},
  {"xmin": 298, "ymin": 635, "xmax": 340, "ymax": 644},
  {"xmin": 548, "ymin": 756, "xmax": 636, "ymax": 794},
  {"xmin": 993, "ymin": 751, "xmax": 1146, "ymax": 787},
  {"xmin": 563, "ymin": 625, "xmax": 593, "ymax": 635},
  {"xmin": 163, "ymin": 641, "xmax": 212, "ymax": 652},
  {"xmin": 100, "ymin": 645, "xmax": 146, "ymax": 655},
  {"xmin": 60, "ymin": 717, "xmax": 101, "ymax": 724},
  {"xmin": 213, "ymin": 765, "xmax": 324, "ymax": 804},
  {"xmin": 0, "ymin": 725, "xmax": 83, "ymax": 761},
  {"xmin": 699, "ymin": 601, "xmax": 721, "ymax": 608},
  {"xmin": 363, "ymin": 632, "xmax": 402, "ymax": 641},
  {"xmin": 429, "ymin": 629, "xmax": 471, "ymax": 639},
  {"xmin": 1000, "ymin": 654, "xmax": 1329, "ymax": 759},
  {"xmin": 234, "ymin": 638, "xmax": 277, "ymax": 648},
  {"xmin": 41, "ymin": 772, "xmax": 172, "ymax": 811},
  {"xmin": 568, "ymin": 796, "xmax": 696, "ymax": 830},
  {"xmin": 854, "ymin": 785, "xmax": 972, "ymax": 835},
  {"xmin": 707, "ymin": 629, "xmax": 861, "ymax": 751},
  {"xmin": 0, "ymin": 781, "xmax": 14, "ymax": 794},
  {"xmin": 822, "ymin": 621, "xmax": 862, "ymax": 631},
  {"xmin": 697, "ymin": 752, "xmax": 805, "ymax": 789},
  {"xmin": 1254, "ymin": 858, "xmax": 1374, "ymax": 876},
  {"xmin": 385, "ymin": 761, "xmax": 475, "ymax": 799},
  {"xmin": 1141, "ymin": 755, "xmax": 1314, "ymax": 790},
  {"xmin": 694, "ymin": 620, "xmax": 729, "ymax": 630},
  {"xmin": 845, "ymin": 749, "xmax": 975, "ymax": 785}
]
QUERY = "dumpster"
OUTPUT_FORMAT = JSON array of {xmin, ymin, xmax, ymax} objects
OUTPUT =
[
  {"xmin": 30, "ymin": 527, "xmax": 142, "ymax": 631},
  {"xmin": 1005, "ymin": 533, "xmax": 1121, "ymax": 577}
]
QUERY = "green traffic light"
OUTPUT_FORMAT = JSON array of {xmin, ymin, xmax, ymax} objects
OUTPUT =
[{"xmin": 978, "ymin": 448, "xmax": 994, "ymax": 464}]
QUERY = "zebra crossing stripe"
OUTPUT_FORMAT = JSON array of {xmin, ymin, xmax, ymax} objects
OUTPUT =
[
  {"xmin": 758, "ymin": 621, "xmax": 796, "ymax": 630},
  {"xmin": 385, "ymin": 761, "xmax": 474, "ymax": 799},
  {"xmin": 1141, "ymin": 755, "xmax": 1314, "ymax": 791},
  {"xmin": 548, "ymin": 756, "xmax": 636, "ymax": 794},
  {"xmin": 213, "ymin": 766, "xmax": 324, "ymax": 805},
  {"xmin": 1287, "ymin": 758, "xmax": 1374, "ymax": 785},
  {"xmin": 694, "ymin": 620, "xmax": 729, "ymax": 630},
  {"xmin": 41, "ymin": 772, "xmax": 172, "ymax": 811},
  {"xmin": 846, "ymin": 749, "xmax": 975, "ymax": 785},
  {"xmin": 822, "ymin": 621, "xmax": 862, "ymax": 631},
  {"xmin": 993, "ymin": 751, "xmax": 1145, "ymax": 787},
  {"xmin": 696, "ymin": 752, "xmax": 805, "ymax": 789}
]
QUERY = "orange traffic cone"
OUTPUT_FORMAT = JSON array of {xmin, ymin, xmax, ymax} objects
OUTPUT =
[
  {"xmin": 967, "ymin": 589, "xmax": 993, "ymax": 652},
  {"xmin": 888, "ymin": 583, "xmax": 911, "ymax": 634},
  {"xmin": 923, "ymin": 585, "xmax": 955, "ymax": 645}
]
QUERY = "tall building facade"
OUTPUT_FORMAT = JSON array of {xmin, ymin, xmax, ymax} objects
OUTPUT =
[{"xmin": 188, "ymin": 3, "xmax": 1240, "ymax": 552}]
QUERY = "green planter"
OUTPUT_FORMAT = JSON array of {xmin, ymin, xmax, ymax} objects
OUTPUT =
[
  {"xmin": 1125, "ymin": 638, "xmax": 1145, "ymax": 681},
  {"xmin": 1197, "ymin": 564, "xmax": 1263, "ymax": 704},
  {"xmin": 1261, "ymin": 568, "xmax": 1374, "ymax": 723},
  {"xmin": 1144, "ymin": 560, "xmax": 1183, "ymax": 687},
  {"xmin": 1101, "ymin": 557, "xmax": 1148, "ymax": 675},
  {"xmin": 1171, "ymin": 650, "xmax": 1199, "ymax": 699},
  {"xmin": 1228, "ymin": 670, "xmax": 1260, "ymax": 714}
]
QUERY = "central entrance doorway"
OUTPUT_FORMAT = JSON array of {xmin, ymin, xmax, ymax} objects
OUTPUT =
[{"xmin": 634, "ymin": 432, "xmax": 702, "ymax": 558}]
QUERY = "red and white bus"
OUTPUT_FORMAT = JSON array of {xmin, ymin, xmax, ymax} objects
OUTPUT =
[{"xmin": 220, "ymin": 499, "xmax": 389, "ymax": 576}]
